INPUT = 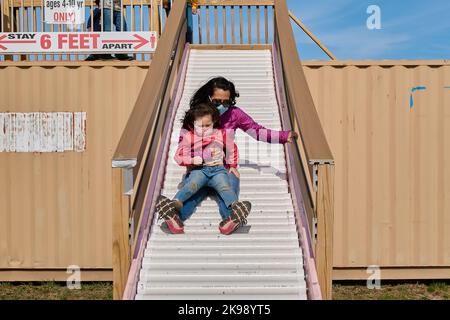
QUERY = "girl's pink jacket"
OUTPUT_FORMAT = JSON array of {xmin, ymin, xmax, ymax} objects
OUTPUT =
[{"xmin": 175, "ymin": 128, "xmax": 239, "ymax": 168}]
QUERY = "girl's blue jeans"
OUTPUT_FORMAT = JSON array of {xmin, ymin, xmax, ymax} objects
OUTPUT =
[{"xmin": 175, "ymin": 166, "xmax": 240, "ymax": 221}]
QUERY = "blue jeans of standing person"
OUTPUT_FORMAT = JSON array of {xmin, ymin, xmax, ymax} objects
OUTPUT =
[
  {"xmin": 103, "ymin": 8, "xmax": 128, "ymax": 32},
  {"xmin": 174, "ymin": 166, "xmax": 239, "ymax": 221},
  {"xmin": 178, "ymin": 169, "xmax": 240, "ymax": 221},
  {"xmin": 186, "ymin": 3, "xmax": 193, "ymax": 43}
]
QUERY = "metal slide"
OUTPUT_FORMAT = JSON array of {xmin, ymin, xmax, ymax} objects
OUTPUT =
[{"xmin": 134, "ymin": 49, "xmax": 317, "ymax": 300}]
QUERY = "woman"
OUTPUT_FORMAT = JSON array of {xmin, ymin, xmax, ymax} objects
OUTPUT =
[
  {"xmin": 174, "ymin": 76, "xmax": 299, "ymax": 232},
  {"xmin": 157, "ymin": 102, "xmax": 251, "ymax": 235}
]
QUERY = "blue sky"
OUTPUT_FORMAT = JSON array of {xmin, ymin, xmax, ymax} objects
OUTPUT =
[{"xmin": 288, "ymin": 0, "xmax": 450, "ymax": 60}]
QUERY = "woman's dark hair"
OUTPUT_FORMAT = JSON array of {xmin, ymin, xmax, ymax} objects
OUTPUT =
[
  {"xmin": 181, "ymin": 102, "xmax": 221, "ymax": 131},
  {"xmin": 189, "ymin": 77, "xmax": 239, "ymax": 109}
]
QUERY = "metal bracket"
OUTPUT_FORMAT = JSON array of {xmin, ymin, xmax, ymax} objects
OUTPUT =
[
  {"xmin": 312, "ymin": 216, "xmax": 318, "ymax": 246},
  {"xmin": 112, "ymin": 159, "xmax": 137, "ymax": 196},
  {"xmin": 309, "ymin": 159, "xmax": 334, "ymax": 193},
  {"xmin": 123, "ymin": 168, "xmax": 134, "ymax": 196},
  {"xmin": 312, "ymin": 164, "xmax": 319, "ymax": 193},
  {"xmin": 128, "ymin": 216, "xmax": 134, "ymax": 247}
]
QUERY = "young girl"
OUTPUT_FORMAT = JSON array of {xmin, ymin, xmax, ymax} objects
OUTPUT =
[
  {"xmin": 156, "ymin": 103, "xmax": 252, "ymax": 235},
  {"xmin": 177, "ymin": 77, "xmax": 299, "ymax": 223}
]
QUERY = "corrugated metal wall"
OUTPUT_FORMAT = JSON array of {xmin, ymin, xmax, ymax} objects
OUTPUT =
[
  {"xmin": 303, "ymin": 61, "xmax": 450, "ymax": 270},
  {"xmin": 0, "ymin": 63, "xmax": 148, "ymax": 274},
  {"xmin": 1, "ymin": 60, "xmax": 449, "ymax": 280}
]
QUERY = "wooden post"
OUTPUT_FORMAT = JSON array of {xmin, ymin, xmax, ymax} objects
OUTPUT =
[
  {"xmin": 151, "ymin": 0, "xmax": 161, "ymax": 35},
  {"xmin": 112, "ymin": 168, "xmax": 131, "ymax": 300},
  {"xmin": 315, "ymin": 164, "xmax": 334, "ymax": 300},
  {"xmin": 2, "ymin": 0, "xmax": 13, "ymax": 60}
]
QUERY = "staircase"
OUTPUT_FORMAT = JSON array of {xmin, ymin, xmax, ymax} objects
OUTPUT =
[{"xmin": 135, "ymin": 49, "xmax": 307, "ymax": 300}]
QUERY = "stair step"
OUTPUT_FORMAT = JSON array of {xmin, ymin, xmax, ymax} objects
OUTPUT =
[
  {"xmin": 146, "ymin": 237, "xmax": 299, "ymax": 246},
  {"xmin": 141, "ymin": 261, "xmax": 303, "ymax": 271},
  {"xmin": 135, "ymin": 286, "xmax": 306, "ymax": 298},
  {"xmin": 135, "ymin": 293, "xmax": 306, "ymax": 300},
  {"xmin": 153, "ymin": 223, "xmax": 297, "ymax": 232},
  {"xmin": 146, "ymin": 245, "xmax": 300, "ymax": 254},
  {"xmin": 150, "ymin": 233, "xmax": 299, "ymax": 240},
  {"xmin": 138, "ymin": 274, "xmax": 303, "ymax": 287}
]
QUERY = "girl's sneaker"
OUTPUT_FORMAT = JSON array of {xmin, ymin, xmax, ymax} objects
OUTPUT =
[
  {"xmin": 219, "ymin": 201, "xmax": 252, "ymax": 235},
  {"xmin": 156, "ymin": 195, "xmax": 184, "ymax": 234}
]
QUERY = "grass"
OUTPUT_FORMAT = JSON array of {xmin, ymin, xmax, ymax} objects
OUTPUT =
[
  {"xmin": 1, "ymin": 280, "xmax": 449, "ymax": 300},
  {"xmin": 0, "ymin": 281, "xmax": 113, "ymax": 300},
  {"xmin": 333, "ymin": 280, "xmax": 450, "ymax": 300}
]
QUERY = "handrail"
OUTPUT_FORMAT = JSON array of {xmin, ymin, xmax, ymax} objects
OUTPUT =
[
  {"xmin": 112, "ymin": 0, "xmax": 187, "ymax": 299},
  {"xmin": 288, "ymin": 10, "xmax": 336, "ymax": 60},
  {"xmin": 274, "ymin": 0, "xmax": 333, "ymax": 165},
  {"xmin": 113, "ymin": 0, "xmax": 186, "ymax": 167},
  {"xmin": 274, "ymin": 0, "xmax": 334, "ymax": 299}
]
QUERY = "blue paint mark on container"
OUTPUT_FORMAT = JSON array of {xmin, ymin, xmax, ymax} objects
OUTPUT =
[
  {"xmin": 410, "ymin": 86, "xmax": 427, "ymax": 109},
  {"xmin": 444, "ymin": 86, "xmax": 450, "ymax": 89}
]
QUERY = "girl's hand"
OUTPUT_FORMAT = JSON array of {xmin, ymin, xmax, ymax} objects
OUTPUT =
[
  {"xmin": 229, "ymin": 167, "xmax": 240, "ymax": 178},
  {"xmin": 192, "ymin": 156, "xmax": 203, "ymax": 166},
  {"xmin": 211, "ymin": 148, "xmax": 221, "ymax": 159},
  {"xmin": 287, "ymin": 131, "xmax": 299, "ymax": 143}
]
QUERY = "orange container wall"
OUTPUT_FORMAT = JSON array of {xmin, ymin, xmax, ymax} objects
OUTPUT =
[
  {"xmin": 0, "ymin": 62, "xmax": 149, "ymax": 280},
  {"xmin": 1, "ymin": 60, "xmax": 449, "ymax": 281},
  {"xmin": 303, "ymin": 61, "xmax": 450, "ymax": 279}
]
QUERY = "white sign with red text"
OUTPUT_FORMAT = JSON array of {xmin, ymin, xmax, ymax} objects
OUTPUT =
[
  {"xmin": 45, "ymin": 0, "xmax": 85, "ymax": 24},
  {"xmin": 0, "ymin": 32, "xmax": 158, "ymax": 53}
]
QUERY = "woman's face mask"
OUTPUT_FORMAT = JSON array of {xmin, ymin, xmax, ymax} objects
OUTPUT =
[
  {"xmin": 209, "ymin": 96, "xmax": 231, "ymax": 116},
  {"xmin": 216, "ymin": 104, "xmax": 229, "ymax": 116}
]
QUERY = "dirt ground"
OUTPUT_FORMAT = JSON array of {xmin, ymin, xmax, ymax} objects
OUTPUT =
[{"xmin": 0, "ymin": 280, "xmax": 449, "ymax": 300}]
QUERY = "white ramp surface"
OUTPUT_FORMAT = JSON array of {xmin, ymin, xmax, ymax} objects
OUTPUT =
[{"xmin": 135, "ymin": 49, "xmax": 307, "ymax": 300}]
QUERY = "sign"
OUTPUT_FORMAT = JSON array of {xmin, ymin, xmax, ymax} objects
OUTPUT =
[
  {"xmin": 45, "ymin": 0, "xmax": 85, "ymax": 24},
  {"xmin": 0, "ymin": 32, "xmax": 158, "ymax": 53},
  {"xmin": 0, "ymin": 112, "xmax": 86, "ymax": 153}
]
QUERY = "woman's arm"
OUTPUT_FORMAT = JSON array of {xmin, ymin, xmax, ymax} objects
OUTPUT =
[{"xmin": 235, "ymin": 108, "xmax": 291, "ymax": 144}]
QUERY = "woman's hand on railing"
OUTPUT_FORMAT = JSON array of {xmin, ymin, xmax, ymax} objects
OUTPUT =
[{"xmin": 287, "ymin": 131, "xmax": 299, "ymax": 143}]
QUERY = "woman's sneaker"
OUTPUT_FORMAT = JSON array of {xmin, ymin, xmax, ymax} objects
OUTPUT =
[
  {"xmin": 219, "ymin": 201, "xmax": 251, "ymax": 235},
  {"xmin": 156, "ymin": 195, "xmax": 184, "ymax": 234}
]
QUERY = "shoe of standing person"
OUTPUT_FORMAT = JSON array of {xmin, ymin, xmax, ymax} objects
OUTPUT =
[
  {"xmin": 85, "ymin": 54, "xmax": 100, "ymax": 61},
  {"xmin": 98, "ymin": 54, "xmax": 115, "ymax": 61},
  {"xmin": 115, "ymin": 54, "xmax": 135, "ymax": 61}
]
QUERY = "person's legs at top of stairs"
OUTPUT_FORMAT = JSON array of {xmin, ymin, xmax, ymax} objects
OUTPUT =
[
  {"xmin": 113, "ymin": 10, "xmax": 135, "ymax": 61},
  {"xmin": 99, "ymin": 8, "xmax": 115, "ymax": 60}
]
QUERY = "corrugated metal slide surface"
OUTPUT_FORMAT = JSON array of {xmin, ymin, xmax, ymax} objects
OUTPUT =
[{"xmin": 135, "ymin": 49, "xmax": 307, "ymax": 300}]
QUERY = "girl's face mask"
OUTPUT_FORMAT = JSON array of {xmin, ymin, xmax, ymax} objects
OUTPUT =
[{"xmin": 194, "ymin": 121, "xmax": 214, "ymax": 136}]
